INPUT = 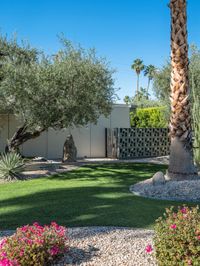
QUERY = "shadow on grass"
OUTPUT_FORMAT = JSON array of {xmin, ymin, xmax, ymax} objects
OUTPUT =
[{"xmin": 0, "ymin": 163, "xmax": 196, "ymax": 230}]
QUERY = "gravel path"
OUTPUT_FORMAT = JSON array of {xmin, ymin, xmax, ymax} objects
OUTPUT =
[{"xmin": 0, "ymin": 227, "xmax": 156, "ymax": 266}]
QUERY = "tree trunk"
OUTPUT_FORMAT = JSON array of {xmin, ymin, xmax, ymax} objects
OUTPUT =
[
  {"xmin": 167, "ymin": 0, "xmax": 198, "ymax": 180},
  {"xmin": 5, "ymin": 124, "xmax": 45, "ymax": 153},
  {"xmin": 136, "ymin": 74, "xmax": 139, "ymax": 100},
  {"xmin": 147, "ymin": 78, "xmax": 150, "ymax": 98}
]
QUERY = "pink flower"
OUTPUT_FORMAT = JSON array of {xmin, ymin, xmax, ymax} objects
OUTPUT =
[
  {"xmin": 26, "ymin": 239, "xmax": 33, "ymax": 245},
  {"xmin": 51, "ymin": 222, "xmax": 61, "ymax": 231},
  {"xmin": 51, "ymin": 222, "xmax": 58, "ymax": 227},
  {"xmin": 170, "ymin": 224, "xmax": 177, "ymax": 229},
  {"xmin": 20, "ymin": 226, "xmax": 29, "ymax": 233},
  {"xmin": 181, "ymin": 207, "xmax": 187, "ymax": 214},
  {"xmin": 0, "ymin": 239, "xmax": 7, "ymax": 249},
  {"xmin": 197, "ymin": 235, "xmax": 200, "ymax": 240},
  {"xmin": 0, "ymin": 222, "xmax": 66, "ymax": 265},
  {"xmin": 33, "ymin": 222, "xmax": 39, "ymax": 227},
  {"xmin": 0, "ymin": 253, "xmax": 7, "ymax": 258},
  {"xmin": 50, "ymin": 246, "xmax": 59, "ymax": 256},
  {"xmin": 19, "ymin": 249, "xmax": 24, "ymax": 257},
  {"xmin": 187, "ymin": 259, "xmax": 192, "ymax": 265},
  {"xmin": 35, "ymin": 239, "xmax": 44, "ymax": 245},
  {"xmin": 145, "ymin": 244, "xmax": 153, "ymax": 253},
  {"xmin": 0, "ymin": 258, "xmax": 17, "ymax": 266}
]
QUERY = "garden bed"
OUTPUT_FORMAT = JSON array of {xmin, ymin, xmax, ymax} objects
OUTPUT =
[{"xmin": 0, "ymin": 227, "xmax": 156, "ymax": 266}]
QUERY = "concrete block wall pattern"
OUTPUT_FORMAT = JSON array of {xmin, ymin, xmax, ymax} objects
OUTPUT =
[{"xmin": 106, "ymin": 128, "xmax": 170, "ymax": 159}]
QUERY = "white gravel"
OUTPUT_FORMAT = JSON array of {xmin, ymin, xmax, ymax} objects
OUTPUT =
[
  {"xmin": 0, "ymin": 227, "xmax": 157, "ymax": 266},
  {"xmin": 58, "ymin": 227, "xmax": 156, "ymax": 266},
  {"xmin": 130, "ymin": 178, "xmax": 200, "ymax": 202}
]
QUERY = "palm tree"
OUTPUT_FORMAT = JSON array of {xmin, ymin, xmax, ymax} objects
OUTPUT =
[
  {"xmin": 144, "ymin": 64, "xmax": 156, "ymax": 95},
  {"xmin": 167, "ymin": 0, "xmax": 198, "ymax": 180},
  {"xmin": 131, "ymin": 59, "xmax": 144, "ymax": 99},
  {"xmin": 123, "ymin": 95, "xmax": 131, "ymax": 105}
]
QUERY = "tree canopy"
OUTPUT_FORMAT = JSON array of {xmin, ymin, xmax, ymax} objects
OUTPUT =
[
  {"xmin": 0, "ymin": 36, "xmax": 116, "ymax": 151},
  {"xmin": 152, "ymin": 46, "xmax": 200, "ymax": 106},
  {"xmin": 123, "ymin": 87, "xmax": 162, "ymax": 108},
  {"xmin": 131, "ymin": 59, "xmax": 145, "ymax": 75}
]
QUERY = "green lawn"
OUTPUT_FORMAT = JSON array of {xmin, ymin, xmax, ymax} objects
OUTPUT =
[{"xmin": 0, "ymin": 163, "xmax": 194, "ymax": 230}]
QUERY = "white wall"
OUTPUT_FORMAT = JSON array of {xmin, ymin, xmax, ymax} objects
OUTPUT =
[
  {"xmin": 0, "ymin": 115, "xmax": 9, "ymax": 152},
  {"xmin": 0, "ymin": 104, "xmax": 130, "ymax": 158}
]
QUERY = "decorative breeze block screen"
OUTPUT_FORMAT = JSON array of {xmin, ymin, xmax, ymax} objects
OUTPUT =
[{"xmin": 106, "ymin": 128, "xmax": 170, "ymax": 159}]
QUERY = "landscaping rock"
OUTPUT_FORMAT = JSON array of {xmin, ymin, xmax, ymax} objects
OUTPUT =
[
  {"xmin": 62, "ymin": 134, "xmax": 77, "ymax": 162},
  {"xmin": 130, "ymin": 177, "xmax": 200, "ymax": 202},
  {"xmin": 152, "ymin": 171, "xmax": 165, "ymax": 186},
  {"xmin": 33, "ymin": 157, "xmax": 48, "ymax": 162}
]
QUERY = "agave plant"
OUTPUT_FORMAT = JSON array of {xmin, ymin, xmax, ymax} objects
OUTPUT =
[{"xmin": 0, "ymin": 153, "xmax": 25, "ymax": 181}]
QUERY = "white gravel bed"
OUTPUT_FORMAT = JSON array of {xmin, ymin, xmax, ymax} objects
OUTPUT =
[
  {"xmin": 58, "ymin": 227, "xmax": 156, "ymax": 266},
  {"xmin": 0, "ymin": 227, "xmax": 156, "ymax": 266},
  {"xmin": 130, "ymin": 178, "xmax": 200, "ymax": 202}
]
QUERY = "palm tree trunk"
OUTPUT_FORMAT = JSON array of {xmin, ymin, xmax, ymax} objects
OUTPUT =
[
  {"xmin": 147, "ymin": 78, "xmax": 150, "ymax": 98},
  {"xmin": 166, "ymin": 0, "xmax": 198, "ymax": 180},
  {"xmin": 136, "ymin": 74, "xmax": 139, "ymax": 100}
]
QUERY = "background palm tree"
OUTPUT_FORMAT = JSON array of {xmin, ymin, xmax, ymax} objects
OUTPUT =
[
  {"xmin": 123, "ymin": 95, "xmax": 131, "ymax": 105},
  {"xmin": 144, "ymin": 64, "xmax": 156, "ymax": 95},
  {"xmin": 167, "ymin": 0, "xmax": 197, "ymax": 180},
  {"xmin": 131, "ymin": 59, "xmax": 144, "ymax": 99}
]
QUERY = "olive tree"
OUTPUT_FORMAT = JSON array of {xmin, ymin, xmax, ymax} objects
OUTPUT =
[{"xmin": 0, "ymin": 37, "xmax": 116, "ymax": 152}]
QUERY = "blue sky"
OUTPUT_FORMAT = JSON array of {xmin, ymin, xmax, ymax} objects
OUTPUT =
[{"xmin": 0, "ymin": 0, "xmax": 200, "ymax": 102}]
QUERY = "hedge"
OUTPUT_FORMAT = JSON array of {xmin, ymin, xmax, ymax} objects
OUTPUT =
[{"xmin": 130, "ymin": 106, "xmax": 168, "ymax": 128}]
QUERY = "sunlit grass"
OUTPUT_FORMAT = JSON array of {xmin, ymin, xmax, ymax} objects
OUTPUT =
[{"xmin": 0, "ymin": 163, "xmax": 194, "ymax": 230}]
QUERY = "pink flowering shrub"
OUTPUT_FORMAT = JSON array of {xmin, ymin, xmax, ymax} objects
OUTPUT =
[
  {"xmin": 0, "ymin": 222, "xmax": 68, "ymax": 266},
  {"xmin": 154, "ymin": 206, "xmax": 200, "ymax": 266}
]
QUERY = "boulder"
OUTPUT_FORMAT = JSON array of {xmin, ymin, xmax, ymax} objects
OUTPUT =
[
  {"xmin": 62, "ymin": 134, "xmax": 77, "ymax": 162},
  {"xmin": 152, "ymin": 171, "xmax": 166, "ymax": 186}
]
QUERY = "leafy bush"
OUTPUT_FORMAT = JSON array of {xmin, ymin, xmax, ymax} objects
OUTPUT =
[
  {"xmin": 0, "ymin": 153, "xmax": 25, "ymax": 181},
  {"xmin": 154, "ymin": 206, "xmax": 200, "ymax": 265},
  {"xmin": 0, "ymin": 222, "xmax": 68, "ymax": 266},
  {"xmin": 130, "ymin": 106, "xmax": 168, "ymax": 128}
]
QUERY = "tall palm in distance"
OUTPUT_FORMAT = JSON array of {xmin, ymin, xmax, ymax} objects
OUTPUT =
[
  {"xmin": 123, "ymin": 95, "xmax": 131, "ymax": 105},
  {"xmin": 131, "ymin": 59, "xmax": 144, "ymax": 99},
  {"xmin": 144, "ymin": 64, "xmax": 156, "ymax": 96}
]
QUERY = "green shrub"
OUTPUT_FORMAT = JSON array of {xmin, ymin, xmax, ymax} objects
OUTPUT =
[
  {"xmin": 0, "ymin": 222, "xmax": 68, "ymax": 265},
  {"xmin": 130, "ymin": 106, "xmax": 168, "ymax": 128},
  {"xmin": 0, "ymin": 152, "xmax": 25, "ymax": 181},
  {"xmin": 154, "ymin": 206, "xmax": 200, "ymax": 266}
]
